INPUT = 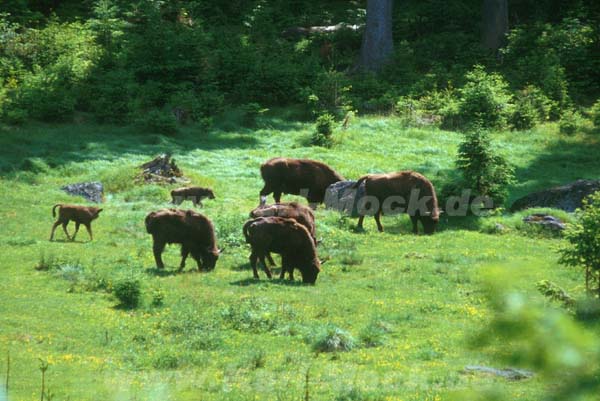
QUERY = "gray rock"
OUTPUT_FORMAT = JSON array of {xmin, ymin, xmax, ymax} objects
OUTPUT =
[
  {"xmin": 523, "ymin": 213, "xmax": 566, "ymax": 231},
  {"xmin": 463, "ymin": 365, "xmax": 534, "ymax": 381},
  {"xmin": 61, "ymin": 182, "xmax": 104, "ymax": 203},
  {"xmin": 511, "ymin": 179, "xmax": 600, "ymax": 212},
  {"xmin": 324, "ymin": 180, "xmax": 366, "ymax": 217}
]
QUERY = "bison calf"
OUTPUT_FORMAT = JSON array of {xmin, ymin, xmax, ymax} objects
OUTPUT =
[
  {"xmin": 145, "ymin": 208, "xmax": 220, "ymax": 271},
  {"xmin": 354, "ymin": 171, "xmax": 440, "ymax": 234},
  {"xmin": 50, "ymin": 204, "xmax": 102, "ymax": 241},
  {"xmin": 250, "ymin": 202, "xmax": 316, "ymax": 244},
  {"xmin": 171, "ymin": 186, "xmax": 215, "ymax": 207},
  {"xmin": 243, "ymin": 216, "xmax": 321, "ymax": 284},
  {"xmin": 259, "ymin": 157, "xmax": 344, "ymax": 206}
]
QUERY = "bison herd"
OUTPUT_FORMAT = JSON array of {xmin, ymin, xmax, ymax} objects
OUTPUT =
[{"xmin": 49, "ymin": 157, "xmax": 440, "ymax": 284}]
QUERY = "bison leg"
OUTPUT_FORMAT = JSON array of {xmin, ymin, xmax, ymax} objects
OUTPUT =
[
  {"xmin": 84, "ymin": 223, "xmax": 93, "ymax": 241},
  {"xmin": 273, "ymin": 191, "xmax": 282, "ymax": 203},
  {"xmin": 179, "ymin": 245, "xmax": 190, "ymax": 272},
  {"xmin": 374, "ymin": 210, "xmax": 384, "ymax": 232},
  {"xmin": 250, "ymin": 252, "xmax": 260, "ymax": 279},
  {"xmin": 356, "ymin": 215, "xmax": 365, "ymax": 231},
  {"xmin": 281, "ymin": 257, "xmax": 294, "ymax": 281},
  {"xmin": 259, "ymin": 256, "xmax": 273, "ymax": 278},
  {"xmin": 266, "ymin": 253, "xmax": 276, "ymax": 266},
  {"xmin": 153, "ymin": 239, "xmax": 166, "ymax": 269},
  {"xmin": 49, "ymin": 221, "xmax": 62, "ymax": 241},
  {"xmin": 72, "ymin": 222, "xmax": 81, "ymax": 240},
  {"xmin": 410, "ymin": 215, "xmax": 419, "ymax": 235},
  {"xmin": 62, "ymin": 222, "xmax": 72, "ymax": 241}
]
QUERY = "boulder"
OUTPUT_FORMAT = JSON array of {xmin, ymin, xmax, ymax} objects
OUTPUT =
[
  {"xmin": 324, "ymin": 180, "xmax": 366, "ymax": 217},
  {"xmin": 523, "ymin": 213, "xmax": 566, "ymax": 231},
  {"xmin": 463, "ymin": 365, "xmax": 534, "ymax": 381},
  {"xmin": 511, "ymin": 179, "xmax": 600, "ymax": 212},
  {"xmin": 61, "ymin": 182, "xmax": 104, "ymax": 203},
  {"xmin": 139, "ymin": 153, "xmax": 189, "ymax": 184}
]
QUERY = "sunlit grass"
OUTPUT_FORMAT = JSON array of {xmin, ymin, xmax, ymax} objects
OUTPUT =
[{"xmin": 0, "ymin": 114, "xmax": 597, "ymax": 400}]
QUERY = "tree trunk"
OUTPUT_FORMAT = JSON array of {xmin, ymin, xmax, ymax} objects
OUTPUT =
[
  {"xmin": 355, "ymin": 0, "xmax": 394, "ymax": 73},
  {"xmin": 481, "ymin": 0, "xmax": 508, "ymax": 51}
]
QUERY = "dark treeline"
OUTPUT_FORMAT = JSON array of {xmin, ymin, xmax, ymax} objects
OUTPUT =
[{"xmin": 0, "ymin": 0, "xmax": 598, "ymax": 129}]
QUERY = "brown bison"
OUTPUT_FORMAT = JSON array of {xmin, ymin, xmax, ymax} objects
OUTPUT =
[
  {"xmin": 354, "ymin": 171, "xmax": 440, "ymax": 234},
  {"xmin": 171, "ymin": 186, "xmax": 215, "ymax": 207},
  {"xmin": 50, "ymin": 204, "xmax": 103, "ymax": 241},
  {"xmin": 145, "ymin": 209, "xmax": 220, "ymax": 271},
  {"xmin": 250, "ymin": 202, "xmax": 316, "ymax": 244},
  {"xmin": 243, "ymin": 216, "xmax": 321, "ymax": 284},
  {"xmin": 259, "ymin": 157, "xmax": 344, "ymax": 206}
]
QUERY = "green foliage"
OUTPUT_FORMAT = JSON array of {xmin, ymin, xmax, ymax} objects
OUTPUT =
[
  {"xmin": 455, "ymin": 66, "xmax": 513, "ymax": 129},
  {"xmin": 239, "ymin": 102, "xmax": 266, "ymax": 128},
  {"xmin": 536, "ymin": 280, "xmax": 575, "ymax": 308},
  {"xmin": 311, "ymin": 113, "xmax": 335, "ymax": 147},
  {"xmin": 559, "ymin": 109, "xmax": 582, "ymax": 135},
  {"xmin": 312, "ymin": 325, "xmax": 356, "ymax": 353},
  {"xmin": 151, "ymin": 287, "xmax": 165, "ymax": 307},
  {"xmin": 456, "ymin": 128, "xmax": 515, "ymax": 207},
  {"xmin": 589, "ymin": 99, "xmax": 600, "ymax": 129},
  {"xmin": 559, "ymin": 192, "xmax": 600, "ymax": 295},
  {"xmin": 113, "ymin": 277, "xmax": 141, "ymax": 308},
  {"xmin": 135, "ymin": 109, "xmax": 178, "ymax": 136},
  {"xmin": 303, "ymin": 70, "xmax": 353, "ymax": 119},
  {"xmin": 510, "ymin": 86, "xmax": 553, "ymax": 130}
]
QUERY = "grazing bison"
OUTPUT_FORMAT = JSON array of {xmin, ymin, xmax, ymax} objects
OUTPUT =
[
  {"xmin": 50, "ymin": 204, "xmax": 103, "ymax": 241},
  {"xmin": 354, "ymin": 171, "xmax": 440, "ymax": 234},
  {"xmin": 171, "ymin": 186, "xmax": 215, "ymax": 207},
  {"xmin": 259, "ymin": 157, "xmax": 344, "ymax": 206},
  {"xmin": 250, "ymin": 202, "xmax": 316, "ymax": 244},
  {"xmin": 243, "ymin": 216, "xmax": 321, "ymax": 284},
  {"xmin": 145, "ymin": 209, "xmax": 220, "ymax": 271}
]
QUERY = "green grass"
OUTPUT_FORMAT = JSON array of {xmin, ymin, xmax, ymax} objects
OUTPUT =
[{"xmin": 0, "ymin": 115, "xmax": 599, "ymax": 400}]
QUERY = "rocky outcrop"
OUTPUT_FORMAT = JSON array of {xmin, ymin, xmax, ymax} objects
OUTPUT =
[
  {"xmin": 511, "ymin": 179, "xmax": 600, "ymax": 212},
  {"xmin": 324, "ymin": 180, "xmax": 366, "ymax": 217},
  {"xmin": 523, "ymin": 214, "xmax": 566, "ymax": 231},
  {"xmin": 61, "ymin": 182, "xmax": 104, "ymax": 203}
]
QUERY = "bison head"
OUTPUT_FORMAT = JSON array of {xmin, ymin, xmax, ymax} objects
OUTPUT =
[
  {"xmin": 301, "ymin": 258, "xmax": 321, "ymax": 284},
  {"xmin": 201, "ymin": 247, "xmax": 221, "ymax": 270}
]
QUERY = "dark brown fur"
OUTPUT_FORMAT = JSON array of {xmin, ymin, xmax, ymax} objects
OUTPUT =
[
  {"xmin": 50, "ymin": 204, "xmax": 102, "ymax": 241},
  {"xmin": 354, "ymin": 171, "xmax": 440, "ymax": 234},
  {"xmin": 259, "ymin": 157, "xmax": 344, "ymax": 205},
  {"xmin": 243, "ymin": 216, "xmax": 321, "ymax": 284},
  {"xmin": 145, "ymin": 209, "xmax": 219, "ymax": 271},
  {"xmin": 250, "ymin": 202, "xmax": 316, "ymax": 244},
  {"xmin": 171, "ymin": 186, "xmax": 215, "ymax": 207}
]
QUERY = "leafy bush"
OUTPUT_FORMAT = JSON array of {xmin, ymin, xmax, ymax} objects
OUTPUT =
[
  {"xmin": 151, "ymin": 287, "xmax": 165, "ymax": 307},
  {"xmin": 136, "ymin": 109, "xmax": 178, "ymax": 136},
  {"xmin": 303, "ymin": 70, "xmax": 353, "ymax": 119},
  {"xmin": 240, "ymin": 102, "xmax": 266, "ymax": 128},
  {"xmin": 589, "ymin": 99, "xmax": 600, "ymax": 129},
  {"xmin": 456, "ymin": 128, "xmax": 514, "ymax": 207},
  {"xmin": 113, "ymin": 278, "xmax": 141, "ymax": 308},
  {"xmin": 312, "ymin": 325, "xmax": 356, "ymax": 353},
  {"xmin": 559, "ymin": 110, "xmax": 581, "ymax": 135},
  {"xmin": 456, "ymin": 65, "xmax": 512, "ymax": 129},
  {"xmin": 510, "ymin": 86, "xmax": 552, "ymax": 130},
  {"xmin": 311, "ymin": 113, "xmax": 335, "ymax": 147},
  {"xmin": 558, "ymin": 191, "xmax": 600, "ymax": 296}
]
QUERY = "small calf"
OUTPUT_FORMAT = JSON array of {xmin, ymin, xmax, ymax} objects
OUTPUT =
[
  {"xmin": 171, "ymin": 186, "xmax": 215, "ymax": 207},
  {"xmin": 50, "ymin": 204, "xmax": 103, "ymax": 241}
]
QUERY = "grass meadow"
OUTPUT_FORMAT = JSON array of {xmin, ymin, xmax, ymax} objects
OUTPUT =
[{"xmin": 1, "ymin": 113, "xmax": 599, "ymax": 400}]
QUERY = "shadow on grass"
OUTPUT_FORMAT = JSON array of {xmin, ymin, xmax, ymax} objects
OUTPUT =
[
  {"xmin": 230, "ymin": 274, "xmax": 307, "ymax": 287},
  {"xmin": 509, "ymin": 135, "xmax": 600, "ymax": 204}
]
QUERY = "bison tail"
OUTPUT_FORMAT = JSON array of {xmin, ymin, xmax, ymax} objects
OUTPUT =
[
  {"xmin": 352, "ymin": 175, "xmax": 368, "ymax": 189},
  {"xmin": 242, "ymin": 219, "xmax": 255, "ymax": 243},
  {"xmin": 52, "ymin": 204, "xmax": 62, "ymax": 218}
]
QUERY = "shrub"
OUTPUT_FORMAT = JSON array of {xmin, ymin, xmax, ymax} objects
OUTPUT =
[
  {"xmin": 359, "ymin": 322, "xmax": 387, "ymax": 348},
  {"xmin": 456, "ymin": 128, "xmax": 515, "ymax": 207},
  {"xmin": 589, "ymin": 99, "xmax": 600, "ymax": 129},
  {"xmin": 113, "ymin": 278, "xmax": 141, "ymax": 308},
  {"xmin": 559, "ymin": 109, "xmax": 581, "ymax": 135},
  {"xmin": 312, "ymin": 325, "xmax": 356, "ymax": 353},
  {"xmin": 151, "ymin": 287, "xmax": 165, "ymax": 307},
  {"xmin": 456, "ymin": 65, "xmax": 512, "ymax": 129},
  {"xmin": 558, "ymin": 191, "xmax": 600, "ymax": 296},
  {"xmin": 311, "ymin": 113, "xmax": 335, "ymax": 147},
  {"xmin": 303, "ymin": 70, "xmax": 353, "ymax": 119},
  {"xmin": 136, "ymin": 109, "xmax": 178, "ymax": 136},
  {"xmin": 240, "ymin": 102, "xmax": 266, "ymax": 128}
]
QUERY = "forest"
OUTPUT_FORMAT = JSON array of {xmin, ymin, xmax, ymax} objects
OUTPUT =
[{"xmin": 1, "ymin": 0, "xmax": 600, "ymax": 400}]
